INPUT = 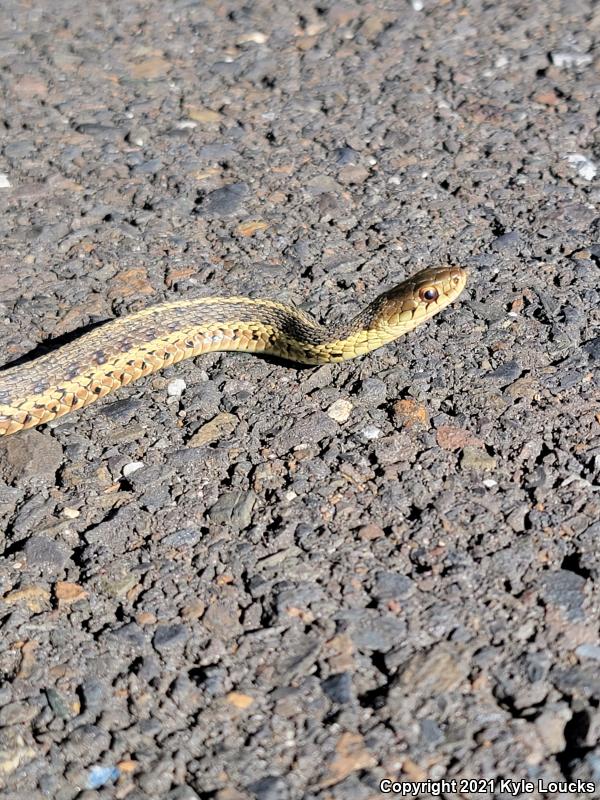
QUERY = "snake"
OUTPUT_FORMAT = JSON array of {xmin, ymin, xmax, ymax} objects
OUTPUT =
[{"xmin": 0, "ymin": 266, "xmax": 466, "ymax": 436}]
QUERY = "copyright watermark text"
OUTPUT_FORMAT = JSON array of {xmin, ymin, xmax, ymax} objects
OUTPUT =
[{"xmin": 379, "ymin": 778, "xmax": 596, "ymax": 796}]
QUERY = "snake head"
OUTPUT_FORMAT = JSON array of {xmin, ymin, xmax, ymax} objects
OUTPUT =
[{"xmin": 364, "ymin": 265, "xmax": 467, "ymax": 336}]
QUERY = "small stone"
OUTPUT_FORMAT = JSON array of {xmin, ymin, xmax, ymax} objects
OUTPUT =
[
  {"xmin": 360, "ymin": 425, "xmax": 382, "ymax": 441},
  {"xmin": 359, "ymin": 15, "xmax": 386, "ymax": 39},
  {"xmin": 551, "ymin": 51, "xmax": 593, "ymax": 69},
  {"xmin": 326, "ymin": 399, "xmax": 353, "ymax": 423},
  {"xmin": 334, "ymin": 146, "xmax": 358, "ymax": 165},
  {"xmin": 46, "ymin": 688, "xmax": 73, "ymax": 720},
  {"xmin": 185, "ymin": 105, "xmax": 223, "ymax": 123},
  {"xmin": 533, "ymin": 90, "xmax": 560, "ymax": 106},
  {"xmin": 393, "ymin": 399, "xmax": 429, "ymax": 429},
  {"xmin": 318, "ymin": 731, "xmax": 376, "ymax": 788},
  {"xmin": 161, "ymin": 528, "xmax": 203, "ymax": 548},
  {"xmin": 165, "ymin": 788, "xmax": 201, "ymax": 800},
  {"xmin": 534, "ymin": 706, "xmax": 571, "ymax": 753},
  {"xmin": 153, "ymin": 624, "xmax": 189, "ymax": 652},
  {"xmin": 505, "ymin": 376, "xmax": 538, "ymax": 399},
  {"xmin": 0, "ymin": 173, "xmax": 11, "ymax": 188},
  {"xmin": 191, "ymin": 665, "xmax": 227, "ymax": 696},
  {"xmin": 137, "ymin": 611, "xmax": 156, "ymax": 625},
  {"xmin": 0, "ymin": 429, "xmax": 63, "ymax": 483},
  {"xmin": 461, "ymin": 446, "xmax": 497, "ymax": 471},
  {"xmin": 506, "ymin": 505, "xmax": 529, "ymax": 532},
  {"xmin": 436, "ymin": 425, "xmax": 484, "ymax": 450},
  {"xmin": 321, "ymin": 673, "xmax": 354, "ymax": 704},
  {"xmin": 358, "ymin": 523, "xmax": 385, "ymax": 540},
  {"xmin": 24, "ymin": 536, "xmax": 70, "ymax": 573},
  {"xmin": 131, "ymin": 56, "xmax": 171, "ymax": 79},
  {"xmin": 373, "ymin": 571, "xmax": 415, "ymax": 600},
  {"xmin": 248, "ymin": 775, "xmax": 289, "ymax": 800},
  {"xmin": 208, "ymin": 490, "xmax": 256, "ymax": 527},
  {"xmin": 237, "ymin": 31, "xmax": 268, "ymax": 44},
  {"xmin": 127, "ymin": 126, "xmax": 150, "ymax": 146},
  {"xmin": 575, "ymin": 644, "xmax": 600, "ymax": 662},
  {"xmin": 86, "ymin": 765, "xmax": 121, "ymax": 790},
  {"xmin": 236, "ymin": 220, "xmax": 269, "ymax": 237},
  {"xmin": 491, "ymin": 231, "xmax": 521, "ymax": 251},
  {"xmin": 187, "ymin": 412, "xmax": 238, "ymax": 447},
  {"xmin": 62, "ymin": 507, "xmax": 80, "ymax": 519},
  {"xmin": 486, "ymin": 359, "xmax": 522, "ymax": 382},
  {"xmin": 226, "ymin": 691, "xmax": 254, "ymax": 709},
  {"xmin": 202, "ymin": 599, "xmax": 242, "ymax": 637},
  {"xmin": 338, "ymin": 165, "xmax": 369, "ymax": 184},
  {"xmin": 540, "ymin": 569, "xmax": 586, "ymax": 620},
  {"xmin": 80, "ymin": 680, "xmax": 105, "ymax": 713},
  {"xmin": 100, "ymin": 398, "xmax": 142, "ymax": 422},
  {"xmin": 338, "ymin": 609, "xmax": 406, "ymax": 652},
  {"xmin": 55, "ymin": 582, "xmax": 87, "ymax": 603},
  {"xmin": 111, "ymin": 622, "xmax": 146, "ymax": 647},
  {"xmin": 4, "ymin": 585, "xmax": 51, "ymax": 613},
  {"xmin": 565, "ymin": 153, "xmax": 597, "ymax": 181},
  {"xmin": 391, "ymin": 643, "xmax": 470, "ymax": 698},
  {"xmin": 180, "ymin": 599, "xmax": 206, "ymax": 621},
  {"xmin": 122, "ymin": 461, "xmax": 145, "ymax": 478},
  {"xmin": 107, "ymin": 267, "xmax": 154, "ymax": 299},
  {"xmin": 356, "ymin": 377, "xmax": 387, "ymax": 406},
  {"xmin": 0, "ymin": 701, "xmax": 38, "ymax": 726},
  {"xmin": 200, "ymin": 183, "xmax": 249, "ymax": 217},
  {"xmin": 167, "ymin": 378, "xmax": 187, "ymax": 397}
]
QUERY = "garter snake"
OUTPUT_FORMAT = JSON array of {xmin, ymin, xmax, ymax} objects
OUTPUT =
[{"xmin": 0, "ymin": 265, "xmax": 466, "ymax": 436}]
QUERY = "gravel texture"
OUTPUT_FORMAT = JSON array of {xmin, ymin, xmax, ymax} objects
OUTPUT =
[{"xmin": 0, "ymin": 1, "xmax": 599, "ymax": 798}]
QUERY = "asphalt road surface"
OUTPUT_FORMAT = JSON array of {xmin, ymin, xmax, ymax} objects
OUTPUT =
[{"xmin": 0, "ymin": 1, "xmax": 598, "ymax": 798}]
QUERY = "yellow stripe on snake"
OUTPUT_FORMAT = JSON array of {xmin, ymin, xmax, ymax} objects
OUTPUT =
[{"xmin": 0, "ymin": 266, "xmax": 466, "ymax": 436}]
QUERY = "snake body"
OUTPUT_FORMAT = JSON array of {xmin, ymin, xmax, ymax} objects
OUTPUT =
[{"xmin": 0, "ymin": 266, "xmax": 466, "ymax": 436}]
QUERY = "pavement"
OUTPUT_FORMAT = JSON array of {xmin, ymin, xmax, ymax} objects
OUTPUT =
[{"xmin": 0, "ymin": 1, "xmax": 599, "ymax": 798}]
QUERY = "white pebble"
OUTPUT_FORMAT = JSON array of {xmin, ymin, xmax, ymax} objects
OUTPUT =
[
  {"xmin": 237, "ymin": 31, "xmax": 268, "ymax": 44},
  {"xmin": 361, "ymin": 425, "xmax": 382, "ymax": 441},
  {"xmin": 62, "ymin": 507, "xmax": 80, "ymax": 519},
  {"xmin": 327, "ymin": 399, "xmax": 353, "ymax": 423},
  {"xmin": 551, "ymin": 51, "xmax": 592, "ymax": 69},
  {"xmin": 167, "ymin": 378, "xmax": 187, "ymax": 397},
  {"xmin": 565, "ymin": 153, "xmax": 597, "ymax": 181},
  {"xmin": 0, "ymin": 173, "xmax": 11, "ymax": 188},
  {"xmin": 123, "ymin": 461, "xmax": 145, "ymax": 477},
  {"xmin": 482, "ymin": 479, "xmax": 497, "ymax": 488}
]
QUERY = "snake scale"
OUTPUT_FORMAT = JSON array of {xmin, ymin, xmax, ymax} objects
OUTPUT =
[{"xmin": 0, "ymin": 266, "xmax": 467, "ymax": 436}]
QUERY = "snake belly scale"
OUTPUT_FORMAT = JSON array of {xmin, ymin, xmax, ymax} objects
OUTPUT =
[{"xmin": 0, "ymin": 266, "xmax": 467, "ymax": 436}]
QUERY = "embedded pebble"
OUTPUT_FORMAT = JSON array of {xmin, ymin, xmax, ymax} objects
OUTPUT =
[
  {"xmin": 360, "ymin": 425, "xmax": 383, "ymax": 441},
  {"xmin": 122, "ymin": 461, "xmax": 145, "ymax": 478},
  {"xmin": 199, "ymin": 182, "xmax": 249, "ymax": 217},
  {"xmin": 565, "ymin": 153, "xmax": 597, "ymax": 181},
  {"xmin": 326, "ymin": 398, "xmax": 353, "ymax": 423},
  {"xmin": 551, "ymin": 51, "xmax": 593, "ymax": 68},
  {"xmin": 167, "ymin": 378, "xmax": 187, "ymax": 397}
]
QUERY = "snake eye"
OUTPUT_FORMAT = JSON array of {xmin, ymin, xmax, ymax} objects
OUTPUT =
[{"xmin": 419, "ymin": 286, "xmax": 439, "ymax": 302}]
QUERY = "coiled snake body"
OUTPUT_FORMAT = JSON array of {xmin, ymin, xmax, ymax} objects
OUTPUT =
[{"xmin": 0, "ymin": 266, "xmax": 466, "ymax": 436}]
